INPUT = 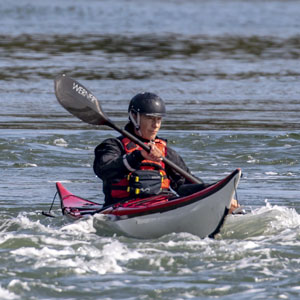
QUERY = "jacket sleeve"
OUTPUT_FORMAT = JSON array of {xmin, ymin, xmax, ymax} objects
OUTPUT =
[
  {"xmin": 93, "ymin": 138, "xmax": 145, "ymax": 181},
  {"xmin": 165, "ymin": 146, "xmax": 203, "ymax": 192}
]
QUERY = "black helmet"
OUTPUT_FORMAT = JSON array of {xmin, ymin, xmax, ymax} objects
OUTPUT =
[{"xmin": 128, "ymin": 92, "xmax": 166, "ymax": 117}]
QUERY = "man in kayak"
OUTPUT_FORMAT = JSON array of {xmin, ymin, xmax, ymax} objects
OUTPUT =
[{"xmin": 93, "ymin": 92, "xmax": 239, "ymax": 212}]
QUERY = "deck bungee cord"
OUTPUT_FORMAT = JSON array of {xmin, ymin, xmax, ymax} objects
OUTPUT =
[{"xmin": 42, "ymin": 191, "xmax": 58, "ymax": 218}]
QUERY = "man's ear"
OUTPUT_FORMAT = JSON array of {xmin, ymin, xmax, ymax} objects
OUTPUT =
[{"xmin": 131, "ymin": 112, "xmax": 137, "ymax": 122}]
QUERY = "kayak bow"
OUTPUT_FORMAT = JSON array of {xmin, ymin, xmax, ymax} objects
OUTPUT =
[{"xmin": 57, "ymin": 169, "xmax": 242, "ymax": 239}]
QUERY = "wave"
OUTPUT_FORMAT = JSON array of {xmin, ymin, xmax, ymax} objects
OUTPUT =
[{"xmin": 220, "ymin": 201, "xmax": 300, "ymax": 240}]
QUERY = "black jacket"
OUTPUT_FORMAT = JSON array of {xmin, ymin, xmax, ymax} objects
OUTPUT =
[{"xmin": 93, "ymin": 123, "xmax": 200, "ymax": 205}]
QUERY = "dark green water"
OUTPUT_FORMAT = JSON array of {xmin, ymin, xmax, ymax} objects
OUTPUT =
[{"xmin": 0, "ymin": 0, "xmax": 299, "ymax": 299}]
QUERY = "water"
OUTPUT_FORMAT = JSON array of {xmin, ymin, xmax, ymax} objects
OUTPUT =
[{"xmin": 1, "ymin": 0, "xmax": 300, "ymax": 299}]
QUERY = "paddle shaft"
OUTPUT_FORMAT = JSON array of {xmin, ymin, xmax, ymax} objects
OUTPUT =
[{"xmin": 105, "ymin": 119, "xmax": 202, "ymax": 184}]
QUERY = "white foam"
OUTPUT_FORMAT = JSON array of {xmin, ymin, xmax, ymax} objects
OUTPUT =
[
  {"xmin": 41, "ymin": 236, "xmax": 89, "ymax": 247},
  {"xmin": 60, "ymin": 218, "xmax": 96, "ymax": 234},
  {"xmin": 265, "ymin": 171, "xmax": 278, "ymax": 175},
  {"xmin": 247, "ymin": 155, "xmax": 257, "ymax": 163},
  {"xmin": 53, "ymin": 138, "xmax": 68, "ymax": 147},
  {"xmin": 47, "ymin": 179, "xmax": 72, "ymax": 183},
  {"xmin": 224, "ymin": 200, "xmax": 300, "ymax": 238},
  {"xmin": 23, "ymin": 163, "xmax": 37, "ymax": 167},
  {"xmin": 286, "ymin": 172, "xmax": 295, "ymax": 176},
  {"xmin": 0, "ymin": 233, "xmax": 38, "ymax": 247},
  {"xmin": 0, "ymin": 285, "xmax": 19, "ymax": 300},
  {"xmin": 8, "ymin": 279, "xmax": 30, "ymax": 292},
  {"xmin": 67, "ymin": 240, "xmax": 140, "ymax": 274},
  {"xmin": 10, "ymin": 236, "xmax": 142, "ymax": 275},
  {"xmin": 15, "ymin": 214, "xmax": 53, "ymax": 234},
  {"xmin": 11, "ymin": 246, "xmax": 75, "ymax": 258},
  {"xmin": 214, "ymin": 285, "xmax": 231, "ymax": 292},
  {"xmin": 253, "ymin": 201, "xmax": 300, "ymax": 230}
]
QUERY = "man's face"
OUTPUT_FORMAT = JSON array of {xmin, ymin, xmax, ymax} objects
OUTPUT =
[{"xmin": 138, "ymin": 114, "xmax": 162, "ymax": 140}]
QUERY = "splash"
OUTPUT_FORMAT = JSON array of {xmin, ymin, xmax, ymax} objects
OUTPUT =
[
  {"xmin": 221, "ymin": 201, "xmax": 300, "ymax": 239},
  {"xmin": 53, "ymin": 138, "xmax": 68, "ymax": 147},
  {"xmin": 60, "ymin": 218, "xmax": 96, "ymax": 235},
  {"xmin": 0, "ymin": 285, "xmax": 19, "ymax": 300}
]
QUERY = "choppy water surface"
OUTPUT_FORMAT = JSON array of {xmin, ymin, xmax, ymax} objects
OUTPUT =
[{"xmin": 1, "ymin": 0, "xmax": 300, "ymax": 299}]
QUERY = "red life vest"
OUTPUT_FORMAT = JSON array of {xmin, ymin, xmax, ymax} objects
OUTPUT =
[{"xmin": 110, "ymin": 137, "xmax": 171, "ymax": 200}]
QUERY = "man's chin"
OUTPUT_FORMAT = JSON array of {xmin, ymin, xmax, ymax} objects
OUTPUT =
[{"xmin": 149, "ymin": 133, "xmax": 157, "ymax": 140}]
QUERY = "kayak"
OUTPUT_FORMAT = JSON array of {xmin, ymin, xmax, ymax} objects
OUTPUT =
[{"xmin": 57, "ymin": 168, "xmax": 242, "ymax": 239}]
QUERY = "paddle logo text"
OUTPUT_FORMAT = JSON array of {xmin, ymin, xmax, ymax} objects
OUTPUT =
[{"xmin": 72, "ymin": 82, "xmax": 97, "ymax": 104}]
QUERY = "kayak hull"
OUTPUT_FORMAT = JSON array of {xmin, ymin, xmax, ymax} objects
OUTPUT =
[{"xmin": 57, "ymin": 169, "xmax": 241, "ymax": 239}]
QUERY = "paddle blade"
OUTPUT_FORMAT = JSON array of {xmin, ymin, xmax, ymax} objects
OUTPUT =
[{"xmin": 54, "ymin": 74, "xmax": 109, "ymax": 125}]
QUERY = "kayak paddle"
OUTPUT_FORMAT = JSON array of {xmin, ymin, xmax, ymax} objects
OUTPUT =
[{"xmin": 54, "ymin": 74, "xmax": 203, "ymax": 184}]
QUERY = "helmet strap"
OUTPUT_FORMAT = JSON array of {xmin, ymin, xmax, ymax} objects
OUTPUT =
[{"xmin": 129, "ymin": 111, "xmax": 142, "ymax": 136}]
